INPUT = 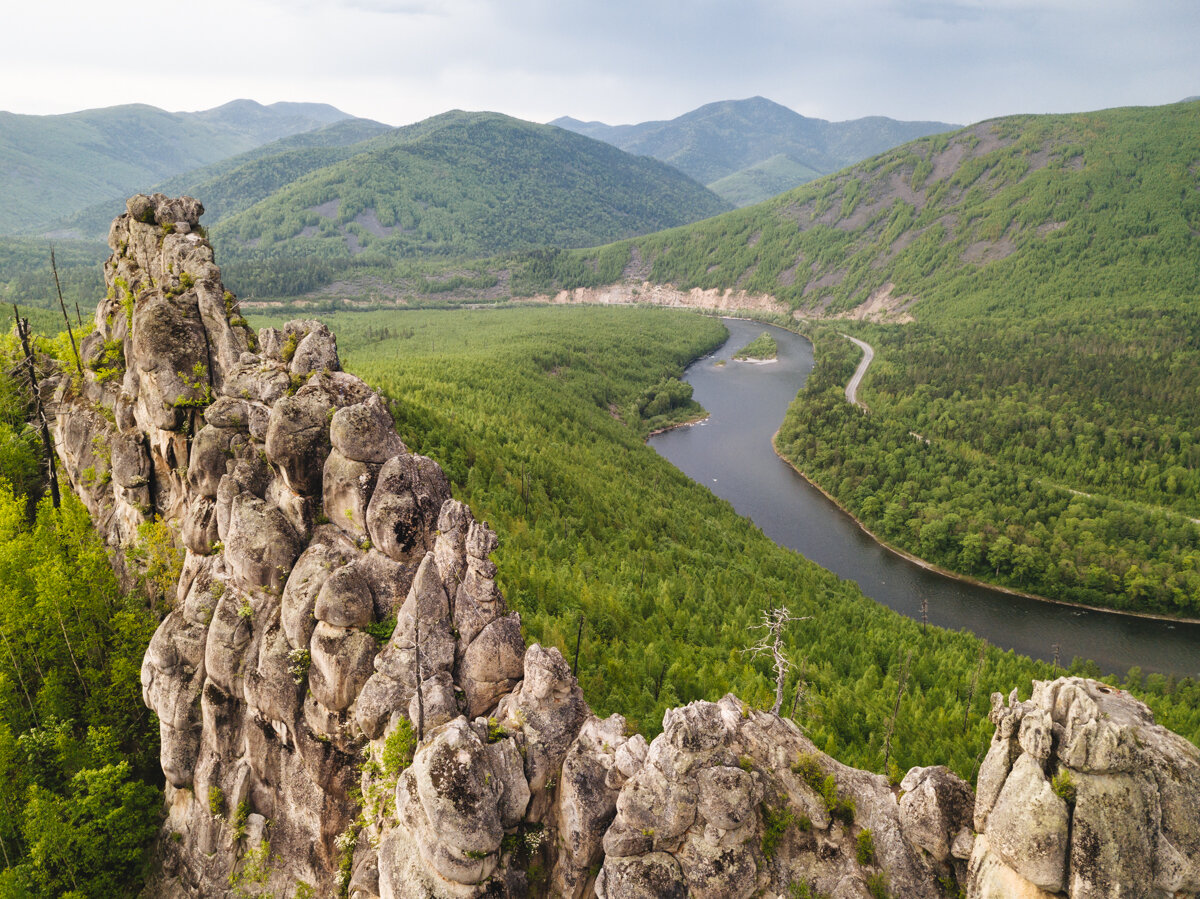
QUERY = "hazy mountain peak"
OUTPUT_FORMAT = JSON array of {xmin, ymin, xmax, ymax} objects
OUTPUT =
[{"xmin": 552, "ymin": 96, "xmax": 957, "ymax": 205}]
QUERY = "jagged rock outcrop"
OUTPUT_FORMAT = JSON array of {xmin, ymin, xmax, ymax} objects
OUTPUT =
[
  {"xmin": 49, "ymin": 196, "xmax": 1200, "ymax": 899},
  {"xmin": 969, "ymin": 678, "xmax": 1200, "ymax": 899}
]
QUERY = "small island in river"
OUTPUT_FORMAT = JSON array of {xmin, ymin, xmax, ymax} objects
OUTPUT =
[{"xmin": 733, "ymin": 330, "xmax": 778, "ymax": 361}]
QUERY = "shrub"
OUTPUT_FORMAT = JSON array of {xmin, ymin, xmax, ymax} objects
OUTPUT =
[
  {"xmin": 208, "ymin": 785, "xmax": 224, "ymax": 818},
  {"xmin": 381, "ymin": 718, "xmax": 416, "ymax": 777},
  {"xmin": 1051, "ymin": 768, "xmax": 1077, "ymax": 806},
  {"xmin": 760, "ymin": 803, "xmax": 796, "ymax": 860},
  {"xmin": 856, "ymin": 827, "xmax": 876, "ymax": 865},
  {"xmin": 866, "ymin": 872, "xmax": 890, "ymax": 899}
]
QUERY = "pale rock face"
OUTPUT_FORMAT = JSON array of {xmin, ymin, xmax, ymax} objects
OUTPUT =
[
  {"xmin": 970, "ymin": 677, "xmax": 1200, "ymax": 898},
  {"xmin": 985, "ymin": 753, "xmax": 1069, "ymax": 892},
  {"xmin": 55, "ymin": 197, "xmax": 1200, "ymax": 899},
  {"xmin": 898, "ymin": 765, "xmax": 975, "ymax": 866}
]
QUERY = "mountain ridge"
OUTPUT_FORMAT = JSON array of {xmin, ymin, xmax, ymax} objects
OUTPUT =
[
  {"xmin": 0, "ymin": 99, "xmax": 365, "ymax": 234},
  {"xmin": 551, "ymin": 96, "xmax": 959, "ymax": 205}
]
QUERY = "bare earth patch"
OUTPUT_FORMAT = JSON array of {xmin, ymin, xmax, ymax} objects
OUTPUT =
[
  {"xmin": 533, "ymin": 282, "xmax": 790, "ymax": 315},
  {"xmin": 527, "ymin": 279, "xmax": 916, "ymax": 325},
  {"xmin": 308, "ymin": 198, "xmax": 341, "ymax": 219},
  {"xmin": 833, "ymin": 282, "xmax": 916, "ymax": 324}
]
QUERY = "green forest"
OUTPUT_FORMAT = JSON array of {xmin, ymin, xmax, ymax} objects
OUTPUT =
[
  {"xmin": 254, "ymin": 306, "xmax": 1200, "ymax": 777},
  {"xmin": 775, "ymin": 321, "xmax": 1200, "ymax": 616},
  {"xmin": 2, "ymin": 304, "xmax": 1199, "ymax": 894},
  {"xmin": 511, "ymin": 101, "xmax": 1200, "ymax": 618}
]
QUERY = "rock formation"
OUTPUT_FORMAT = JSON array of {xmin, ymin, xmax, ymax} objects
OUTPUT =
[
  {"xmin": 968, "ymin": 677, "xmax": 1200, "ymax": 898},
  {"xmin": 47, "ymin": 195, "xmax": 1200, "ymax": 898}
]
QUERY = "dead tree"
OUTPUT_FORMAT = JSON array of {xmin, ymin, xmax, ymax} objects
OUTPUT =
[
  {"xmin": 963, "ymin": 644, "xmax": 986, "ymax": 733},
  {"xmin": 12, "ymin": 306, "xmax": 60, "ymax": 508},
  {"xmin": 743, "ymin": 608, "xmax": 811, "ymax": 715},
  {"xmin": 50, "ymin": 251, "xmax": 82, "ymax": 378},
  {"xmin": 882, "ymin": 649, "xmax": 913, "ymax": 775}
]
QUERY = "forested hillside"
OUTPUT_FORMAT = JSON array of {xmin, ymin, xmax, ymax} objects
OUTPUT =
[
  {"xmin": 516, "ymin": 100, "xmax": 1200, "ymax": 618},
  {"xmin": 208, "ymin": 111, "xmax": 730, "ymax": 297},
  {"xmin": 552, "ymin": 96, "xmax": 957, "ymax": 206},
  {"xmin": 58, "ymin": 117, "xmax": 393, "ymax": 239},
  {"xmin": 2, "ymin": 111, "xmax": 730, "ymax": 317},
  {"xmin": 0, "ymin": 333, "xmax": 166, "ymax": 894},
  {"xmin": 0, "ymin": 99, "xmax": 357, "ymax": 233},
  {"xmin": 252, "ymin": 305, "xmax": 1200, "ymax": 781}
]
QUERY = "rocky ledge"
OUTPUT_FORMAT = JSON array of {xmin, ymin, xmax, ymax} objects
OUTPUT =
[{"xmin": 48, "ymin": 196, "xmax": 1200, "ymax": 899}]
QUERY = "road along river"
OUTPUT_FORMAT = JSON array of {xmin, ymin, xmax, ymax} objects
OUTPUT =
[{"xmin": 649, "ymin": 318, "xmax": 1200, "ymax": 679}]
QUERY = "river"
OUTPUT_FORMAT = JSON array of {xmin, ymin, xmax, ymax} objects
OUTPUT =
[{"xmin": 649, "ymin": 318, "xmax": 1200, "ymax": 679}]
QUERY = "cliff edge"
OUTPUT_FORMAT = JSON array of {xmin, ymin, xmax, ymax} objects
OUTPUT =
[{"xmin": 46, "ymin": 195, "xmax": 1200, "ymax": 899}]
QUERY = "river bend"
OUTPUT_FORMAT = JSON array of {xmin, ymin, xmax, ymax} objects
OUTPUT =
[{"xmin": 649, "ymin": 319, "xmax": 1200, "ymax": 678}]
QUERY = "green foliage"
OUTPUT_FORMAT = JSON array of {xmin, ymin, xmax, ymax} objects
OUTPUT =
[
  {"xmin": 245, "ymin": 305, "xmax": 1200, "ymax": 783},
  {"xmin": 855, "ymin": 827, "xmax": 876, "ymax": 865},
  {"xmin": 208, "ymin": 111, "xmax": 729, "ymax": 298},
  {"xmin": 631, "ymin": 376, "xmax": 703, "ymax": 436},
  {"xmin": 91, "ymin": 338, "xmax": 125, "ymax": 383},
  {"xmin": 19, "ymin": 761, "xmax": 161, "ymax": 898},
  {"xmin": 866, "ymin": 872, "xmax": 891, "ymax": 899},
  {"xmin": 760, "ymin": 803, "xmax": 796, "ymax": 860},
  {"xmin": 172, "ymin": 361, "xmax": 214, "ymax": 411},
  {"xmin": 232, "ymin": 800, "xmax": 250, "ymax": 842},
  {"xmin": 230, "ymin": 839, "xmax": 276, "ymax": 899},
  {"xmin": 776, "ymin": 323, "xmax": 1200, "ymax": 617},
  {"xmin": 287, "ymin": 648, "xmax": 311, "ymax": 685},
  {"xmin": 0, "ymin": 486, "xmax": 161, "ymax": 895},
  {"xmin": 486, "ymin": 718, "xmax": 508, "ymax": 744},
  {"xmin": 381, "ymin": 719, "xmax": 416, "ymax": 777},
  {"xmin": 1051, "ymin": 768, "xmax": 1077, "ymax": 806},
  {"xmin": 208, "ymin": 785, "xmax": 225, "ymax": 818},
  {"xmin": 127, "ymin": 515, "xmax": 184, "ymax": 608},
  {"xmin": 280, "ymin": 331, "xmax": 300, "ymax": 364},
  {"xmin": 788, "ymin": 879, "xmax": 830, "ymax": 899},
  {"xmin": 733, "ymin": 330, "xmax": 778, "ymax": 360},
  {"xmin": 364, "ymin": 616, "xmax": 396, "ymax": 642}
]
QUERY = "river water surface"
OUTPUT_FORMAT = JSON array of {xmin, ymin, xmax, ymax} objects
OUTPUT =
[{"xmin": 649, "ymin": 318, "xmax": 1200, "ymax": 678}]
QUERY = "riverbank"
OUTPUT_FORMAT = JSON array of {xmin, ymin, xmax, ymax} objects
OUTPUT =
[
  {"xmin": 770, "ymin": 433, "xmax": 1200, "ymax": 627},
  {"xmin": 645, "ymin": 412, "xmax": 709, "ymax": 438}
]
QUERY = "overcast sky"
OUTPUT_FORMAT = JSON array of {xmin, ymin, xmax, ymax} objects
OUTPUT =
[{"xmin": 4, "ymin": 0, "xmax": 1198, "ymax": 128}]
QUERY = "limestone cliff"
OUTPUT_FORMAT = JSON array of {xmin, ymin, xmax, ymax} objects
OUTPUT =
[{"xmin": 48, "ymin": 196, "xmax": 1200, "ymax": 899}]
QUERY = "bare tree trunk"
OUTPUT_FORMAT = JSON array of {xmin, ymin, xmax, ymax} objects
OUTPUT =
[
  {"xmin": 50, "ymin": 251, "xmax": 82, "ymax": 377},
  {"xmin": 964, "ymin": 645, "xmax": 986, "ymax": 733},
  {"xmin": 13, "ymin": 308, "xmax": 60, "ymax": 509},
  {"xmin": 0, "ymin": 627, "xmax": 37, "ymax": 726},
  {"xmin": 882, "ymin": 650, "xmax": 912, "ymax": 775},
  {"xmin": 572, "ymin": 613, "xmax": 585, "ymax": 677}
]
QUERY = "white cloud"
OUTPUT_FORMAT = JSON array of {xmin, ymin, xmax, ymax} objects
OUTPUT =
[{"xmin": 1, "ymin": 0, "xmax": 1196, "ymax": 126}]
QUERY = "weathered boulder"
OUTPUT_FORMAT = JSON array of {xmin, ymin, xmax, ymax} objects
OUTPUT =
[
  {"xmin": 330, "ymin": 398, "xmax": 405, "ymax": 464},
  {"xmin": 971, "ymin": 677, "xmax": 1200, "ymax": 897},
  {"xmin": 899, "ymin": 765, "xmax": 975, "ymax": 865},
  {"xmin": 264, "ymin": 392, "xmax": 333, "ymax": 496},
  {"xmin": 224, "ymin": 494, "xmax": 304, "ymax": 594},
  {"xmin": 366, "ymin": 453, "xmax": 451, "ymax": 563}
]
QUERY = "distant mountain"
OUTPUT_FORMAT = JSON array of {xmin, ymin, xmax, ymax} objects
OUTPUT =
[
  {"xmin": 551, "ymin": 97, "xmax": 958, "ymax": 206},
  {"xmin": 60, "ymin": 117, "xmax": 394, "ymax": 239},
  {"xmin": 211, "ymin": 110, "xmax": 732, "ymax": 275},
  {"xmin": 0, "ymin": 100, "xmax": 364, "ymax": 233}
]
